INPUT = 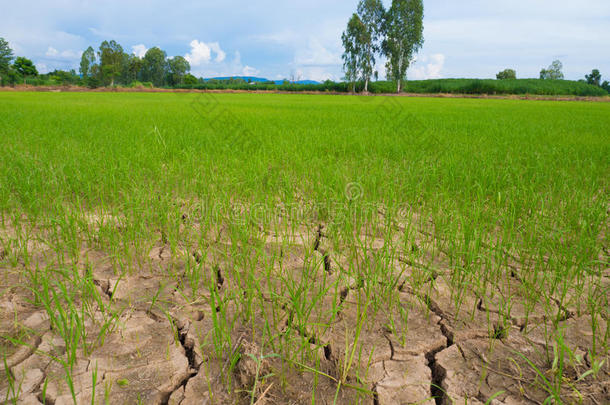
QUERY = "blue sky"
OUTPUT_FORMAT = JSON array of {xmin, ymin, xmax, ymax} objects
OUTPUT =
[{"xmin": 2, "ymin": 0, "xmax": 609, "ymax": 81}]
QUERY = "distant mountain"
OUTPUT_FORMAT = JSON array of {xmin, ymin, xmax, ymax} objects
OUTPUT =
[
  {"xmin": 284, "ymin": 80, "xmax": 321, "ymax": 85},
  {"xmin": 203, "ymin": 76, "xmax": 320, "ymax": 85}
]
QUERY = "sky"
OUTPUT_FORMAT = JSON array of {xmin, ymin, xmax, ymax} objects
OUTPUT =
[{"xmin": 1, "ymin": 0, "xmax": 609, "ymax": 82}]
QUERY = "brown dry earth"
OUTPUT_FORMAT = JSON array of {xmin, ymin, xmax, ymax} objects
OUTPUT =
[{"xmin": 1, "ymin": 213, "xmax": 608, "ymax": 405}]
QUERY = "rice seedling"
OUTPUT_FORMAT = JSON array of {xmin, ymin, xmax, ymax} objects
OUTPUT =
[{"xmin": 0, "ymin": 91, "xmax": 608, "ymax": 404}]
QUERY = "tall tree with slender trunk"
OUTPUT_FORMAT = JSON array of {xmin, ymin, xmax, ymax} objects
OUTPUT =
[
  {"xmin": 0, "ymin": 37, "xmax": 14, "ymax": 86},
  {"xmin": 167, "ymin": 56, "xmax": 190, "ymax": 86},
  {"xmin": 98, "ymin": 40, "xmax": 125, "ymax": 86},
  {"xmin": 79, "ymin": 46, "xmax": 96, "ymax": 78},
  {"xmin": 142, "ymin": 47, "xmax": 167, "ymax": 87},
  {"xmin": 585, "ymin": 69, "xmax": 601, "ymax": 87},
  {"xmin": 342, "ymin": 14, "xmax": 366, "ymax": 93},
  {"xmin": 357, "ymin": 0, "xmax": 385, "ymax": 92},
  {"xmin": 539, "ymin": 60, "xmax": 564, "ymax": 80},
  {"xmin": 383, "ymin": 0, "xmax": 424, "ymax": 93}
]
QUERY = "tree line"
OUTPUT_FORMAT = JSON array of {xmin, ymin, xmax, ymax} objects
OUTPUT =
[
  {"xmin": 342, "ymin": 0, "xmax": 424, "ymax": 93},
  {"xmin": 78, "ymin": 41, "xmax": 195, "ymax": 87},
  {"xmin": 496, "ymin": 60, "xmax": 610, "ymax": 92},
  {"xmin": 0, "ymin": 37, "xmax": 196, "ymax": 88}
]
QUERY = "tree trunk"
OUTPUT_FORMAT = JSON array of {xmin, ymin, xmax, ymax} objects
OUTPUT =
[
  {"xmin": 396, "ymin": 79, "xmax": 401, "ymax": 93},
  {"xmin": 364, "ymin": 78, "xmax": 369, "ymax": 93}
]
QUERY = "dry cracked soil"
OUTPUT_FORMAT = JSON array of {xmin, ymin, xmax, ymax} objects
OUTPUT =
[{"xmin": 1, "ymin": 214, "xmax": 608, "ymax": 405}]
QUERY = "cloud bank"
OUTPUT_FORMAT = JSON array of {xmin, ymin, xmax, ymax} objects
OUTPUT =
[{"xmin": 0, "ymin": 0, "xmax": 608, "ymax": 81}]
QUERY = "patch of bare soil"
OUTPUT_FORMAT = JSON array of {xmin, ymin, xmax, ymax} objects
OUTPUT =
[{"xmin": 1, "ymin": 217, "xmax": 608, "ymax": 405}]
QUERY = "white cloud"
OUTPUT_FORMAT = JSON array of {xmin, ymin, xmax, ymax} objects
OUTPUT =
[
  {"xmin": 132, "ymin": 44, "xmax": 148, "ymax": 58},
  {"xmin": 185, "ymin": 40, "xmax": 226, "ymax": 66},
  {"xmin": 242, "ymin": 65, "xmax": 259, "ymax": 76},
  {"xmin": 209, "ymin": 42, "xmax": 226, "ymax": 63},
  {"xmin": 410, "ymin": 54, "xmax": 445, "ymax": 80},
  {"xmin": 44, "ymin": 46, "xmax": 81, "ymax": 60},
  {"xmin": 187, "ymin": 50, "xmax": 259, "ymax": 79},
  {"xmin": 45, "ymin": 47, "xmax": 58, "ymax": 57},
  {"xmin": 294, "ymin": 67, "xmax": 337, "ymax": 82},
  {"xmin": 294, "ymin": 38, "xmax": 341, "ymax": 66}
]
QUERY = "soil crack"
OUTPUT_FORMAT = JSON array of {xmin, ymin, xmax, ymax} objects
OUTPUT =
[
  {"xmin": 1, "ymin": 334, "xmax": 43, "ymax": 373},
  {"xmin": 313, "ymin": 224, "xmax": 332, "ymax": 274},
  {"xmin": 426, "ymin": 347, "xmax": 447, "ymax": 405},
  {"xmin": 161, "ymin": 315, "xmax": 202, "ymax": 405},
  {"xmin": 93, "ymin": 279, "xmax": 113, "ymax": 300},
  {"xmin": 383, "ymin": 334, "xmax": 395, "ymax": 360},
  {"xmin": 422, "ymin": 294, "xmax": 454, "ymax": 405}
]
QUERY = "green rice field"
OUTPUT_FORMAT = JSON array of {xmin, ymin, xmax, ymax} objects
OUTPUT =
[{"xmin": 0, "ymin": 91, "xmax": 608, "ymax": 404}]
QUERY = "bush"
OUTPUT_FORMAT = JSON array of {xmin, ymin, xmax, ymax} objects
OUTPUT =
[
  {"xmin": 402, "ymin": 78, "xmax": 607, "ymax": 97},
  {"xmin": 85, "ymin": 76, "xmax": 101, "ymax": 89},
  {"xmin": 183, "ymin": 74, "xmax": 198, "ymax": 86},
  {"xmin": 128, "ymin": 81, "xmax": 153, "ymax": 89}
]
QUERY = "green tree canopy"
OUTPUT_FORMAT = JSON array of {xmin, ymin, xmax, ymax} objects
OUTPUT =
[
  {"xmin": 0, "ymin": 37, "xmax": 14, "ymax": 85},
  {"xmin": 142, "ymin": 47, "xmax": 167, "ymax": 87},
  {"xmin": 496, "ymin": 69, "xmax": 516, "ymax": 80},
  {"xmin": 342, "ymin": 14, "xmax": 367, "ymax": 92},
  {"xmin": 183, "ymin": 74, "xmax": 198, "ymax": 86},
  {"xmin": 540, "ymin": 60, "xmax": 564, "ymax": 80},
  {"xmin": 80, "ymin": 46, "xmax": 96, "ymax": 78},
  {"xmin": 98, "ymin": 40, "xmax": 125, "ymax": 86},
  {"xmin": 356, "ymin": 0, "xmax": 385, "ymax": 92},
  {"xmin": 585, "ymin": 69, "xmax": 601, "ymax": 87},
  {"xmin": 121, "ymin": 54, "xmax": 143, "ymax": 84},
  {"xmin": 13, "ymin": 57, "xmax": 38, "ymax": 83},
  {"xmin": 167, "ymin": 56, "xmax": 190, "ymax": 86},
  {"xmin": 383, "ymin": 0, "xmax": 424, "ymax": 93}
]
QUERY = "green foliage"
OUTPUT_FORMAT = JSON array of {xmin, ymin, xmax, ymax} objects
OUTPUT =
[
  {"xmin": 183, "ymin": 74, "xmax": 198, "ymax": 86},
  {"xmin": 401, "ymin": 78, "xmax": 607, "ymax": 96},
  {"xmin": 80, "ymin": 46, "xmax": 96, "ymax": 78},
  {"xmin": 601, "ymin": 81, "xmax": 610, "ymax": 93},
  {"xmin": 356, "ymin": 0, "xmax": 385, "ymax": 91},
  {"xmin": 86, "ymin": 75, "xmax": 101, "ymax": 89},
  {"xmin": 173, "ymin": 78, "xmax": 607, "ymax": 97},
  {"xmin": 141, "ymin": 47, "xmax": 167, "ymax": 87},
  {"xmin": 12, "ymin": 56, "xmax": 38, "ymax": 83},
  {"xmin": 3, "ymin": 68, "xmax": 20, "ymax": 85},
  {"xmin": 98, "ymin": 40, "xmax": 124, "ymax": 86},
  {"xmin": 0, "ymin": 37, "xmax": 14, "ymax": 85},
  {"xmin": 496, "ymin": 69, "xmax": 516, "ymax": 80},
  {"xmin": 585, "ymin": 69, "xmax": 602, "ymax": 87},
  {"xmin": 540, "ymin": 60, "xmax": 564, "ymax": 80},
  {"xmin": 121, "ymin": 54, "xmax": 142, "ymax": 85},
  {"xmin": 41, "ymin": 69, "xmax": 81, "ymax": 86},
  {"xmin": 128, "ymin": 81, "xmax": 153, "ymax": 89},
  {"xmin": 342, "ymin": 0, "xmax": 423, "ymax": 93},
  {"xmin": 342, "ymin": 14, "xmax": 367, "ymax": 92},
  {"xmin": 167, "ymin": 56, "xmax": 190, "ymax": 86},
  {"xmin": 383, "ymin": 0, "xmax": 424, "ymax": 92}
]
